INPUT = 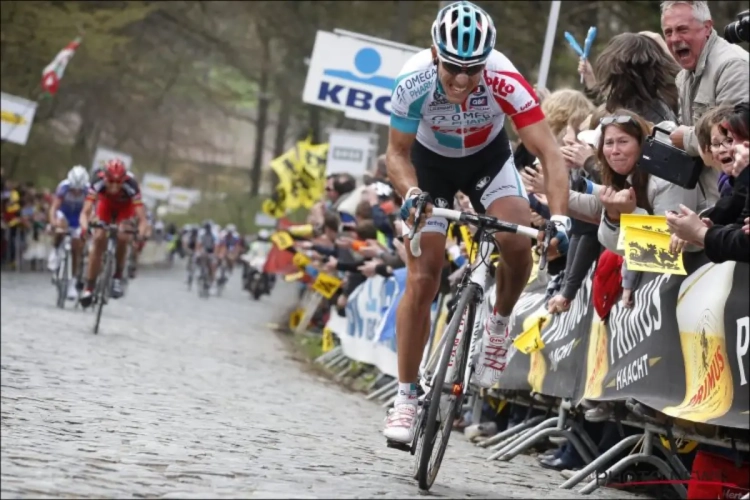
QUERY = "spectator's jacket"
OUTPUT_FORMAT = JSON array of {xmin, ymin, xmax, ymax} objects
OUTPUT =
[
  {"xmin": 676, "ymin": 30, "xmax": 747, "ymax": 212},
  {"xmin": 704, "ymin": 185, "xmax": 750, "ymax": 263},
  {"xmin": 677, "ymin": 30, "xmax": 749, "ymax": 156}
]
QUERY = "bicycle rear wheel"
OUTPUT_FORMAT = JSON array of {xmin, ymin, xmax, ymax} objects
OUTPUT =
[
  {"xmin": 415, "ymin": 285, "xmax": 477, "ymax": 491},
  {"xmin": 93, "ymin": 252, "xmax": 113, "ymax": 334}
]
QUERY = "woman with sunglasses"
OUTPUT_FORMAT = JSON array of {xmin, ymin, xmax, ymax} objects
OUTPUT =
[{"xmin": 384, "ymin": 0, "xmax": 571, "ymax": 446}]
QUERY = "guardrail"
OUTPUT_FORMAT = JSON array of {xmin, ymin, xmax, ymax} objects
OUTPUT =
[{"xmin": 285, "ymin": 250, "xmax": 749, "ymax": 499}]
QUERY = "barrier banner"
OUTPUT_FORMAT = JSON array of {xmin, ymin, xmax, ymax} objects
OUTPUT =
[
  {"xmin": 499, "ymin": 251, "xmax": 749, "ymax": 430},
  {"xmin": 327, "ymin": 269, "xmax": 438, "ymax": 378},
  {"xmin": 582, "ymin": 255, "xmax": 749, "ymax": 430},
  {"xmin": 499, "ymin": 265, "xmax": 594, "ymax": 399}
]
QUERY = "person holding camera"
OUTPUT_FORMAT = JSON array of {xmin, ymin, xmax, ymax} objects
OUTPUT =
[{"xmin": 660, "ymin": 1, "xmax": 749, "ymax": 208}]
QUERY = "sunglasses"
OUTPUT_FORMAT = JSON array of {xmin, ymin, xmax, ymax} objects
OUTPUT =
[
  {"xmin": 599, "ymin": 115, "xmax": 636, "ymax": 127},
  {"xmin": 441, "ymin": 60, "xmax": 485, "ymax": 77}
]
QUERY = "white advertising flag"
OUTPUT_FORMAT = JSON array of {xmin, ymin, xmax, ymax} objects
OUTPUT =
[
  {"xmin": 168, "ymin": 187, "xmax": 200, "ymax": 211},
  {"xmin": 302, "ymin": 30, "xmax": 420, "ymax": 126},
  {"xmin": 141, "ymin": 173, "xmax": 172, "ymax": 202},
  {"xmin": 1, "ymin": 92, "xmax": 38, "ymax": 146},
  {"xmin": 91, "ymin": 147, "xmax": 133, "ymax": 175}
]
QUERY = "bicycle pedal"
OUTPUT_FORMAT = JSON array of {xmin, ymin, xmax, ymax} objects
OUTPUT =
[{"xmin": 386, "ymin": 440, "xmax": 412, "ymax": 453}]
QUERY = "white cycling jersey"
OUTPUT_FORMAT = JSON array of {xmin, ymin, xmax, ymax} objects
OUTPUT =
[{"xmin": 390, "ymin": 49, "xmax": 544, "ymax": 158}]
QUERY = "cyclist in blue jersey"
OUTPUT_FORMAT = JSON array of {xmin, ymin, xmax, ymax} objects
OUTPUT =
[
  {"xmin": 47, "ymin": 165, "xmax": 90, "ymax": 299},
  {"xmin": 383, "ymin": 1, "xmax": 572, "ymax": 444}
]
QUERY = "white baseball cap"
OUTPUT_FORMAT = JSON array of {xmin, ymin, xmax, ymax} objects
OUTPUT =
[{"xmin": 577, "ymin": 125, "xmax": 602, "ymax": 149}]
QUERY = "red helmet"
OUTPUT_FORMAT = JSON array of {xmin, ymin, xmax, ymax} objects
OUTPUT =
[{"xmin": 104, "ymin": 159, "xmax": 127, "ymax": 182}]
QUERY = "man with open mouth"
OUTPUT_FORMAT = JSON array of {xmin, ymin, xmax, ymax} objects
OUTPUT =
[{"xmin": 660, "ymin": 0, "xmax": 748, "ymax": 210}]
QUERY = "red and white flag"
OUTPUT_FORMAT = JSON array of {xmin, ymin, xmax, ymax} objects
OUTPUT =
[{"xmin": 40, "ymin": 36, "xmax": 82, "ymax": 96}]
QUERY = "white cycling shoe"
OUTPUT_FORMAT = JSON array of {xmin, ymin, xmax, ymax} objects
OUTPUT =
[
  {"xmin": 474, "ymin": 314, "xmax": 511, "ymax": 389},
  {"xmin": 47, "ymin": 250, "xmax": 60, "ymax": 272},
  {"xmin": 383, "ymin": 403, "xmax": 418, "ymax": 444}
]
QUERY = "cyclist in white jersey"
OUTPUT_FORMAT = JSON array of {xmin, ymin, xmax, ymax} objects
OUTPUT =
[{"xmin": 383, "ymin": 0, "xmax": 571, "ymax": 444}]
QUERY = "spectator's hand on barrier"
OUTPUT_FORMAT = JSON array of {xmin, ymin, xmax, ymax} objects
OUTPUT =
[
  {"xmin": 743, "ymin": 217, "xmax": 749, "ymax": 235},
  {"xmin": 547, "ymin": 294, "xmax": 570, "ymax": 314},
  {"xmin": 521, "ymin": 165, "xmax": 545, "ymax": 194},
  {"xmin": 669, "ymin": 126, "xmax": 689, "ymax": 150},
  {"xmin": 358, "ymin": 242, "xmax": 382, "ymax": 259},
  {"xmin": 530, "ymin": 211, "xmax": 546, "ymax": 229},
  {"xmin": 358, "ymin": 259, "xmax": 381, "ymax": 278},
  {"xmin": 621, "ymin": 288, "xmax": 634, "ymax": 308},
  {"xmin": 600, "ymin": 186, "xmax": 636, "ymax": 221},
  {"xmin": 561, "ymin": 143, "xmax": 595, "ymax": 169},
  {"xmin": 324, "ymin": 257, "xmax": 338, "ymax": 272},
  {"xmin": 335, "ymin": 236, "xmax": 353, "ymax": 248},
  {"xmin": 393, "ymin": 238, "xmax": 408, "ymax": 263},
  {"xmin": 666, "ymin": 204, "xmax": 708, "ymax": 246},
  {"xmin": 336, "ymin": 294, "xmax": 347, "ymax": 309},
  {"xmin": 669, "ymin": 233, "xmax": 689, "ymax": 255}
]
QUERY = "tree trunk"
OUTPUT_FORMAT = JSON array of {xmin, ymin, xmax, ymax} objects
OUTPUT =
[
  {"xmin": 160, "ymin": 114, "xmax": 175, "ymax": 175},
  {"xmin": 273, "ymin": 87, "xmax": 292, "ymax": 157},
  {"xmin": 250, "ymin": 36, "xmax": 271, "ymax": 197}
]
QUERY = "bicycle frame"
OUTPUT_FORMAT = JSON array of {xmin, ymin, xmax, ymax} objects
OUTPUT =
[{"xmin": 419, "ymin": 234, "xmax": 496, "ymax": 397}]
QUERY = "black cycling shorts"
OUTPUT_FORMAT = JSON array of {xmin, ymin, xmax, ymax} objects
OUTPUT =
[{"xmin": 411, "ymin": 128, "xmax": 527, "ymax": 235}]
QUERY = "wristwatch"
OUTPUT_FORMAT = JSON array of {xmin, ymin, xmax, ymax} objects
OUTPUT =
[{"xmin": 550, "ymin": 215, "xmax": 572, "ymax": 233}]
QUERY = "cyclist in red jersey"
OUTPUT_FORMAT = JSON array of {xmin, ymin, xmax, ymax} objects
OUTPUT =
[{"xmin": 78, "ymin": 159, "xmax": 149, "ymax": 306}]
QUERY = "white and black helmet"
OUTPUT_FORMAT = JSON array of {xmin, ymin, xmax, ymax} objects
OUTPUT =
[
  {"xmin": 67, "ymin": 165, "xmax": 90, "ymax": 189},
  {"xmin": 431, "ymin": 1, "xmax": 496, "ymax": 66}
]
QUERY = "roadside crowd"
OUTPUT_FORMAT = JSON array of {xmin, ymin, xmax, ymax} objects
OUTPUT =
[{"xmin": 281, "ymin": 1, "xmax": 749, "ymax": 496}]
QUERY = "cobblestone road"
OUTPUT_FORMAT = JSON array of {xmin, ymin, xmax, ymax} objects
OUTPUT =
[{"xmin": 1, "ymin": 267, "xmax": 646, "ymax": 499}]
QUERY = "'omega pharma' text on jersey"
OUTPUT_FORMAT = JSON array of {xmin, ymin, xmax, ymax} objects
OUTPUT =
[{"xmin": 390, "ymin": 49, "xmax": 544, "ymax": 158}]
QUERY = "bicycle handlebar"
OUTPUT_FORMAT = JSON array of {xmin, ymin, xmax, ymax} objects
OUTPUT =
[{"xmin": 409, "ymin": 205, "xmax": 554, "ymax": 268}]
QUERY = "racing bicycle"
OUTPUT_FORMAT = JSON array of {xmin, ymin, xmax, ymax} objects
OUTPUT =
[
  {"xmin": 390, "ymin": 194, "xmax": 555, "ymax": 491},
  {"xmin": 89, "ymin": 221, "xmax": 137, "ymax": 334}
]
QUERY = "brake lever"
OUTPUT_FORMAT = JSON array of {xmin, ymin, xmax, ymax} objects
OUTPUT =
[
  {"xmin": 538, "ymin": 221, "xmax": 555, "ymax": 271},
  {"xmin": 407, "ymin": 194, "xmax": 426, "ymax": 240}
]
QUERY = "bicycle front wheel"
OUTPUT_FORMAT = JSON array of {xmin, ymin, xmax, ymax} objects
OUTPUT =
[
  {"xmin": 415, "ymin": 285, "xmax": 477, "ymax": 491},
  {"xmin": 93, "ymin": 252, "xmax": 113, "ymax": 334},
  {"xmin": 56, "ymin": 250, "xmax": 69, "ymax": 309}
]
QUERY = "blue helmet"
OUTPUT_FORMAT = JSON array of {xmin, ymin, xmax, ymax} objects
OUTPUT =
[{"xmin": 432, "ymin": 1, "xmax": 496, "ymax": 66}]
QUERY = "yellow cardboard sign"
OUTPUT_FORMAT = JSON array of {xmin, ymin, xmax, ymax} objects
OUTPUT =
[
  {"xmin": 284, "ymin": 271, "xmax": 304, "ymax": 282},
  {"xmin": 321, "ymin": 327, "xmax": 334, "ymax": 353},
  {"xmin": 513, "ymin": 317, "xmax": 547, "ymax": 354},
  {"xmin": 624, "ymin": 226, "xmax": 686, "ymax": 275},
  {"xmin": 270, "ymin": 231, "xmax": 294, "ymax": 250},
  {"xmin": 618, "ymin": 214, "xmax": 669, "ymax": 251},
  {"xmin": 312, "ymin": 272, "xmax": 342, "ymax": 299},
  {"xmin": 292, "ymin": 252, "xmax": 311, "ymax": 268}
]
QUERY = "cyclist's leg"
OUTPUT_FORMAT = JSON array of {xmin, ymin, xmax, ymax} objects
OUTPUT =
[
  {"xmin": 48, "ymin": 211, "xmax": 68, "ymax": 271},
  {"xmin": 464, "ymin": 140, "xmax": 532, "ymax": 387},
  {"xmin": 110, "ymin": 208, "xmax": 134, "ymax": 298},
  {"xmin": 385, "ymin": 142, "xmax": 455, "ymax": 443},
  {"xmin": 81, "ymin": 222, "xmax": 108, "ymax": 306}
]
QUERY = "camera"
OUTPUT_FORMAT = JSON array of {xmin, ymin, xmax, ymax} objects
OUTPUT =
[{"xmin": 724, "ymin": 10, "xmax": 749, "ymax": 44}]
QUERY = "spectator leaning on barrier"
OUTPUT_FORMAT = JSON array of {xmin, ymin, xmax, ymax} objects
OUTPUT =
[
  {"xmin": 661, "ymin": 0, "xmax": 749, "ymax": 209},
  {"xmin": 667, "ymin": 102, "xmax": 750, "ymax": 262}
]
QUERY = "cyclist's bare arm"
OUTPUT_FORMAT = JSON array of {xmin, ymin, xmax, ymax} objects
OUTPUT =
[
  {"xmin": 385, "ymin": 128, "xmax": 419, "ymax": 199},
  {"xmin": 79, "ymin": 199, "xmax": 94, "ymax": 230},
  {"xmin": 134, "ymin": 205, "xmax": 148, "ymax": 237},
  {"xmin": 516, "ymin": 121, "xmax": 569, "ymax": 216},
  {"xmin": 48, "ymin": 197, "xmax": 61, "ymax": 226}
]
